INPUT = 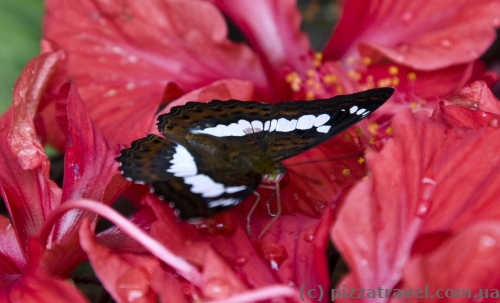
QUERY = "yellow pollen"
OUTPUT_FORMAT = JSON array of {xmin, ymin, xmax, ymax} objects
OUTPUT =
[
  {"xmin": 346, "ymin": 57, "xmax": 356, "ymax": 64},
  {"xmin": 335, "ymin": 86, "xmax": 344, "ymax": 94},
  {"xmin": 291, "ymin": 82, "xmax": 301, "ymax": 92},
  {"xmin": 392, "ymin": 77, "xmax": 400, "ymax": 86},
  {"xmin": 355, "ymin": 127, "xmax": 363, "ymax": 137},
  {"xmin": 344, "ymin": 133, "xmax": 352, "ymax": 140},
  {"xmin": 358, "ymin": 157, "xmax": 365, "ymax": 164},
  {"xmin": 389, "ymin": 65, "xmax": 399, "ymax": 75},
  {"xmin": 306, "ymin": 69, "xmax": 315, "ymax": 78},
  {"xmin": 306, "ymin": 91, "xmax": 315, "ymax": 100},
  {"xmin": 285, "ymin": 71, "xmax": 298, "ymax": 83},
  {"xmin": 407, "ymin": 72, "xmax": 417, "ymax": 81},
  {"xmin": 322, "ymin": 74, "xmax": 337, "ymax": 84},
  {"xmin": 342, "ymin": 168, "xmax": 350, "ymax": 176},
  {"xmin": 314, "ymin": 83, "xmax": 321, "ymax": 90},
  {"xmin": 367, "ymin": 122, "xmax": 379, "ymax": 135},
  {"xmin": 314, "ymin": 52, "xmax": 323, "ymax": 61},
  {"xmin": 368, "ymin": 138, "xmax": 375, "ymax": 145},
  {"xmin": 410, "ymin": 102, "xmax": 418, "ymax": 109},
  {"xmin": 348, "ymin": 70, "xmax": 361, "ymax": 81},
  {"xmin": 385, "ymin": 126, "xmax": 393, "ymax": 135},
  {"xmin": 366, "ymin": 75, "xmax": 374, "ymax": 83},
  {"xmin": 306, "ymin": 79, "xmax": 315, "ymax": 86},
  {"xmin": 377, "ymin": 78, "xmax": 392, "ymax": 87},
  {"xmin": 363, "ymin": 57, "xmax": 372, "ymax": 65}
]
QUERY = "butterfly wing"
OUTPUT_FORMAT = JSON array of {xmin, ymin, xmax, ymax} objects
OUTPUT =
[
  {"xmin": 116, "ymin": 134, "xmax": 260, "ymax": 219},
  {"xmin": 262, "ymin": 87, "xmax": 394, "ymax": 161},
  {"xmin": 157, "ymin": 100, "xmax": 273, "ymax": 154}
]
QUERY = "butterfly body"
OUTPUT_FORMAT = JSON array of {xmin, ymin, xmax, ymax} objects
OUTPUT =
[{"xmin": 117, "ymin": 88, "xmax": 394, "ymax": 220}]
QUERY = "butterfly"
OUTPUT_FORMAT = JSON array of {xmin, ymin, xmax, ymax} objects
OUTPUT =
[{"xmin": 117, "ymin": 87, "xmax": 394, "ymax": 223}]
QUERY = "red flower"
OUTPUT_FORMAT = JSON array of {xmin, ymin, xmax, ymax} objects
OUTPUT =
[
  {"xmin": 332, "ymin": 81, "xmax": 500, "ymax": 302},
  {"xmin": 0, "ymin": 0, "xmax": 491, "ymax": 302},
  {"xmin": 0, "ymin": 51, "xmax": 136, "ymax": 302}
]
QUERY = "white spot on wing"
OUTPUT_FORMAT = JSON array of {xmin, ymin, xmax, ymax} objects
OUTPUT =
[
  {"xmin": 184, "ymin": 174, "xmax": 225, "ymax": 198},
  {"xmin": 228, "ymin": 123, "xmax": 245, "ymax": 136},
  {"xmin": 192, "ymin": 124, "xmax": 231, "ymax": 137},
  {"xmin": 238, "ymin": 119, "xmax": 253, "ymax": 134},
  {"xmin": 276, "ymin": 118, "xmax": 297, "ymax": 132},
  {"xmin": 362, "ymin": 111, "xmax": 370, "ymax": 116},
  {"xmin": 296, "ymin": 115, "xmax": 316, "ymax": 130},
  {"xmin": 356, "ymin": 108, "xmax": 366, "ymax": 115},
  {"xmin": 314, "ymin": 114, "xmax": 330, "ymax": 127},
  {"xmin": 225, "ymin": 185, "xmax": 247, "ymax": 193},
  {"xmin": 350, "ymin": 106, "xmax": 358, "ymax": 114},
  {"xmin": 167, "ymin": 145, "xmax": 197, "ymax": 177},
  {"xmin": 263, "ymin": 120, "xmax": 270, "ymax": 131},
  {"xmin": 269, "ymin": 119, "xmax": 278, "ymax": 132},
  {"xmin": 208, "ymin": 198, "xmax": 239, "ymax": 208},
  {"xmin": 316, "ymin": 125, "xmax": 331, "ymax": 133},
  {"xmin": 251, "ymin": 120, "xmax": 263, "ymax": 132}
]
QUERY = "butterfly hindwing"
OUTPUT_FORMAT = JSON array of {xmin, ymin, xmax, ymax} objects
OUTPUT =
[{"xmin": 116, "ymin": 134, "xmax": 261, "ymax": 219}]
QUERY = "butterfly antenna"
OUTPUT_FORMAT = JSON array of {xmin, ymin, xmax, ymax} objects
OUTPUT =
[
  {"xmin": 287, "ymin": 168, "xmax": 323, "ymax": 185},
  {"xmin": 247, "ymin": 191, "xmax": 261, "ymax": 236},
  {"xmin": 258, "ymin": 181, "xmax": 281, "ymax": 240}
]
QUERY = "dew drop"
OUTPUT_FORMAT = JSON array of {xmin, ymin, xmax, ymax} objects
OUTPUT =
[
  {"xmin": 304, "ymin": 233, "xmax": 314, "ymax": 242},
  {"xmin": 329, "ymin": 174, "xmax": 336, "ymax": 181},
  {"xmin": 254, "ymin": 241, "xmax": 288, "ymax": 270},
  {"xmin": 416, "ymin": 177, "xmax": 436, "ymax": 218},
  {"xmin": 493, "ymin": 17, "xmax": 500, "ymax": 26},
  {"xmin": 469, "ymin": 50, "xmax": 479, "ymax": 58},
  {"xmin": 313, "ymin": 200, "xmax": 325, "ymax": 213},
  {"xmin": 236, "ymin": 256, "xmax": 248, "ymax": 266},
  {"xmin": 203, "ymin": 278, "xmax": 232, "ymax": 300},
  {"xmin": 479, "ymin": 235, "xmax": 496, "ymax": 250},
  {"xmin": 301, "ymin": 256, "xmax": 307, "ymax": 262},
  {"xmin": 359, "ymin": 259, "xmax": 368, "ymax": 266},
  {"xmin": 195, "ymin": 214, "xmax": 236, "ymax": 236},
  {"xmin": 402, "ymin": 11, "xmax": 413, "ymax": 23},
  {"xmin": 440, "ymin": 39, "xmax": 452, "ymax": 48},
  {"xmin": 489, "ymin": 118, "xmax": 498, "ymax": 127},
  {"xmin": 292, "ymin": 193, "xmax": 299, "ymax": 201}
]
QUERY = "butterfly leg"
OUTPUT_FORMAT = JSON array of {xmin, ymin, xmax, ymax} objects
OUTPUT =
[
  {"xmin": 246, "ymin": 191, "xmax": 261, "ymax": 236},
  {"xmin": 258, "ymin": 181, "xmax": 281, "ymax": 239}
]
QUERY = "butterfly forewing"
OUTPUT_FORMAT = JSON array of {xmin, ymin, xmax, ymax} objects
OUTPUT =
[
  {"xmin": 263, "ymin": 87, "xmax": 393, "ymax": 161},
  {"xmin": 116, "ymin": 134, "xmax": 261, "ymax": 219}
]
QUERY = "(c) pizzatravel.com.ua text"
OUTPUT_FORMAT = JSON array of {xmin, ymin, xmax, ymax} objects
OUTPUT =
[{"xmin": 299, "ymin": 285, "xmax": 500, "ymax": 301}]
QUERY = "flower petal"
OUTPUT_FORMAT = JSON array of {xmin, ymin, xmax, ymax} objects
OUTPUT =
[
  {"xmin": 43, "ymin": 0, "xmax": 267, "ymax": 143},
  {"xmin": 0, "ymin": 53, "xmax": 63, "ymax": 250},
  {"xmin": 325, "ymin": 0, "xmax": 500, "ymax": 70},
  {"xmin": 332, "ymin": 100, "xmax": 500, "ymax": 294},
  {"xmin": 402, "ymin": 222, "xmax": 500, "ymax": 302}
]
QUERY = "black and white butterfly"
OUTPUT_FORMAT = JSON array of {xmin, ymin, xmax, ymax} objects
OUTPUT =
[{"xmin": 116, "ymin": 88, "xmax": 394, "ymax": 221}]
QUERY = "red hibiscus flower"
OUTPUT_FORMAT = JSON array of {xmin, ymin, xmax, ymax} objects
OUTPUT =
[
  {"xmin": 332, "ymin": 80, "xmax": 500, "ymax": 302},
  {"xmin": 0, "ymin": 0, "xmax": 493, "ymax": 302}
]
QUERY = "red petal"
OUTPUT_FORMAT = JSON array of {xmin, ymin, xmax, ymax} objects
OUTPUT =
[
  {"xmin": 332, "ymin": 102, "xmax": 500, "ymax": 293},
  {"xmin": 208, "ymin": 0, "xmax": 311, "ymax": 98},
  {"xmin": 51, "ymin": 84, "xmax": 129, "ymax": 243},
  {"xmin": 43, "ymin": 0, "xmax": 267, "ymax": 143},
  {"xmin": 402, "ymin": 222, "xmax": 500, "ymax": 302},
  {"xmin": 0, "ymin": 53, "xmax": 63, "ymax": 250},
  {"xmin": 0, "ymin": 266, "xmax": 87, "ymax": 303},
  {"xmin": 0, "ymin": 216, "xmax": 26, "ymax": 281},
  {"xmin": 79, "ymin": 219, "xmax": 159, "ymax": 302},
  {"xmin": 325, "ymin": 0, "xmax": 500, "ymax": 70}
]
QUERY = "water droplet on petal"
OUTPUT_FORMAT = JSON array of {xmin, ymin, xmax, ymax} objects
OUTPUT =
[
  {"xmin": 313, "ymin": 200, "xmax": 325, "ymax": 213},
  {"xmin": 254, "ymin": 241, "xmax": 288, "ymax": 270},
  {"xmin": 359, "ymin": 258, "xmax": 368, "ymax": 266},
  {"xmin": 493, "ymin": 17, "xmax": 500, "ymax": 26},
  {"xmin": 402, "ymin": 11, "xmax": 413, "ymax": 23},
  {"xmin": 236, "ymin": 256, "xmax": 248, "ymax": 266},
  {"xmin": 479, "ymin": 235, "xmax": 496, "ymax": 250},
  {"xmin": 469, "ymin": 50, "xmax": 479, "ymax": 58},
  {"xmin": 416, "ymin": 177, "xmax": 436, "ymax": 218},
  {"xmin": 304, "ymin": 233, "xmax": 314, "ymax": 242},
  {"xmin": 292, "ymin": 193, "xmax": 299, "ymax": 201},
  {"xmin": 489, "ymin": 118, "xmax": 498, "ymax": 127},
  {"xmin": 203, "ymin": 278, "xmax": 232, "ymax": 300},
  {"xmin": 440, "ymin": 39, "xmax": 452, "ymax": 48},
  {"xmin": 195, "ymin": 214, "xmax": 236, "ymax": 236}
]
